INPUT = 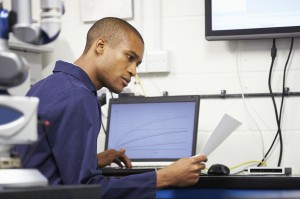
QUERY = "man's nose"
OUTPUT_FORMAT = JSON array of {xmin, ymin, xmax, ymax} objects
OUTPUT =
[{"xmin": 128, "ymin": 64, "xmax": 137, "ymax": 76}]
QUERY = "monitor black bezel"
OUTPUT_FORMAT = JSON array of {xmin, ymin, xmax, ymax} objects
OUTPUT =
[{"xmin": 205, "ymin": 0, "xmax": 300, "ymax": 41}]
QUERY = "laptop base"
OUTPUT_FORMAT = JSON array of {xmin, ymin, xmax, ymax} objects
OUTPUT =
[{"xmin": 101, "ymin": 167, "xmax": 156, "ymax": 177}]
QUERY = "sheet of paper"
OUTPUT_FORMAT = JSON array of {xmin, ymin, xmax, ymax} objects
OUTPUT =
[{"xmin": 197, "ymin": 113, "xmax": 242, "ymax": 157}]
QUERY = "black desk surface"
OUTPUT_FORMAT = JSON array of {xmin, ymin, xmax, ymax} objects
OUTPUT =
[
  {"xmin": 0, "ymin": 185, "xmax": 102, "ymax": 199},
  {"xmin": 101, "ymin": 168, "xmax": 300, "ymax": 190},
  {"xmin": 193, "ymin": 175, "xmax": 300, "ymax": 190}
]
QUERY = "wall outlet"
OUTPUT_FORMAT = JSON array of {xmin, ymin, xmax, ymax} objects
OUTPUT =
[
  {"xmin": 146, "ymin": 50, "xmax": 170, "ymax": 73},
  {"xmin": 147, "ymin": 50, "xmax": 170, "ymax": 73},
  {"xmin": 136, "ymin": 50, "xmax": 170, "ymax": 74}
]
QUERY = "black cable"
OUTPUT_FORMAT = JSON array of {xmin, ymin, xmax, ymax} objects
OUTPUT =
[
  {"xmin": 279, "ymin": 38, "xmax": 294, "ymax": 125},
  {"xmin": 276, "ymin": 37, "xmax": 294, "ymax": 166},
  {"xmin": 100, "ymin": 91, "xmax": 114, "ymax": 134},
  {"xmin": 110, "ymin": 91, "xmax": 114, "ymax": 99},
  {"xmin": 258, "ymin": 38, "xmax": 294, "ymax": 167},
  {"xmin": 99, "ymin": 91, "xmax": 113, "ymax": 135},
  {"xmin": 268, "ymin": 39, "xmax": 283, "ymax": 167},
  {"xmin": 101, "ymin": 112, "xmax": 107, "ymax": 134},
  {"xmin": 258, "ymin": 39, "xmax": 280, "ymax": 166},
  {"xmin": 101, "ymin": 91, "xmax": 115, "ymax": 134},
  {"xmin": 98, "ymin": 93, "xmax": 107, "ymax": 134}
]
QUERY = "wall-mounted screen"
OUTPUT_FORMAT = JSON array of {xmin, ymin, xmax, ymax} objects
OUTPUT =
[{"xmin": 205, "ymin": 0, "xmax": 300, "ymax": 40}]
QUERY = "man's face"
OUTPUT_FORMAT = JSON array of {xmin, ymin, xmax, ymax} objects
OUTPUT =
[{"xmin": 95, "ymin": 32, "xmax": 144, "ymax": 93}]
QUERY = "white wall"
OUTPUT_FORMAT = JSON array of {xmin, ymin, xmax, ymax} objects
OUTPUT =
[
  {"xmin": 137, "ymin": 0, "xmax": 300, "ymax": 174},
  {"xmin": 12, "ymin": 0, "xmax": 300, "ymax": 174}
]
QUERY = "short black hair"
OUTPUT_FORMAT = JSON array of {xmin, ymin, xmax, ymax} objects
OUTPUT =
[{"xmin": 83, "ymin": 17, "xmax": 144, "ymax": 54}]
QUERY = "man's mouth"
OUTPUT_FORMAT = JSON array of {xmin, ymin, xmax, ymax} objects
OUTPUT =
[{"xmin": 122, "ymin": 77, "xmax": 130, "ymax": 86}]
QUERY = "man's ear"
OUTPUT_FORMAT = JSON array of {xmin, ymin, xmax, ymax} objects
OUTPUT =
[{"xmin": 95, "ymin": 38, "xmax": 105, "ymax": 55}]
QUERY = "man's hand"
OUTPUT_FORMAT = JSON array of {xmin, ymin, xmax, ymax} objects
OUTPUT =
[
  {"xmin": 97, "ymin": 148, "xmax": 132, "ymax": 168},
  {"xmin": 156, "ymin": 155, "xmax": 207, "ymax": 189}
]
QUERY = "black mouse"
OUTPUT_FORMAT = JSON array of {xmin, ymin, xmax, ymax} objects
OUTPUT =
[{"xmin": 207, "ymin": 164, "xmax": 230, "ymax": 176}]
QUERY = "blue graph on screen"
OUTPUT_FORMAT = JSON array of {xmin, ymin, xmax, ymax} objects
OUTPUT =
[{"xmin": 107, "ymin": 102, "xmax": 196, "ymax": 159}]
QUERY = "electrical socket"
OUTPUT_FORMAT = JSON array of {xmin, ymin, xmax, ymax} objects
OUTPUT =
[{"xmin": 146, "ymin": 50, "xmax": 170, "ymax": 73}]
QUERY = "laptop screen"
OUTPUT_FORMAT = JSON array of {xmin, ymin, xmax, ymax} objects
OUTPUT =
[{"xmin": 105, "ymin": 95, "xmax": 200, "ymax": 162}]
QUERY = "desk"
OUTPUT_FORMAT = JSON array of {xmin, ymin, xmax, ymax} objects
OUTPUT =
[
  {"xmin": 157, "ymin": 175, "xmax": 300, "ymax": 199},
  {"xmin": 0, "ymin": 185, "xmax": 102, "ymax": 199}
]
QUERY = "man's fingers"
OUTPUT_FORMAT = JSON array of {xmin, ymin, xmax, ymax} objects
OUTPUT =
[
  {"xmin": 192, "ymin": 155, "xmax": 207, "ymax": 163},
  {"xmin": 198, "ymin": 162, "xmax": 206, "ymax": 170},
  {"xmin": 113, "ymin": 158, "xmax": 124, "ymax": 168},
  {"xmin": 112, "ymin": 148, "xmax": 125, "ymax": 158},
  {"xmin": 112, "ymin": 149, "xmax": 132, "ymax": 168},
  {"xmin": 118, "ymin": 148, "xmax": 126, "ymax": 154},
  {"xmin": 120, "ymin": 153, "xmax": 132, "ymax": 168}
]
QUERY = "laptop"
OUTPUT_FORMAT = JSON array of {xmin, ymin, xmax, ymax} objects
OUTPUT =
[{"xmin": 102, "ymin": 95, "xmax": 200, "ymax": 175}]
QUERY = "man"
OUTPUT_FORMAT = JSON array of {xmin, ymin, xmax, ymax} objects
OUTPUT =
[{"xmin": 15, "ymin": 17, "xmax": 207, "ymax": 199}]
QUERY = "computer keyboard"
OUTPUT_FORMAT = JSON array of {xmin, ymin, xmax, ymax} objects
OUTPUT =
[{"xmin": 101, "ymin": 167, "xmax": 156, "ymax": 177}]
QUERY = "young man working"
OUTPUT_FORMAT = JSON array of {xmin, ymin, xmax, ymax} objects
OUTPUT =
[{"xmin": 15, "ymin": 17, "xmax": 207, "ymax": 199}]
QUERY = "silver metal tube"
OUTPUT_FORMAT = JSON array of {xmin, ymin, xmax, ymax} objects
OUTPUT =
[{"xmin": 11, "ymin": 0, "xmax": 32, "ymax": 24}]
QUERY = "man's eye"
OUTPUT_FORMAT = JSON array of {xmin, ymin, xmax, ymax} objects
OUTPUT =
[{"xmin": 128, "ymin": 55, "xmax": 135, "ymax": 61}]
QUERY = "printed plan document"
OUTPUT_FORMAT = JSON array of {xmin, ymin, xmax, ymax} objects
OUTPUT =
[{"xmin": 197, "ymin": 113, "xmax": 242, "ymax": 157}]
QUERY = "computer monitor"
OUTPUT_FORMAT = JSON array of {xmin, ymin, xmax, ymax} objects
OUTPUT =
[{"xmin": 205, "ymin": 0, "xmax": 300, "ymax": 40}]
